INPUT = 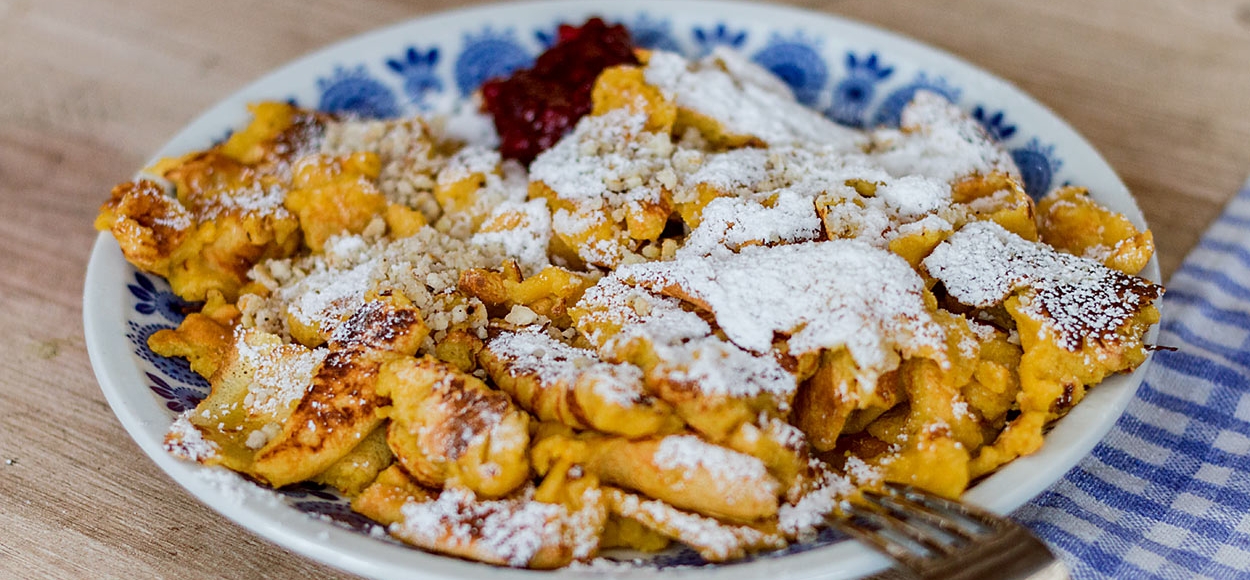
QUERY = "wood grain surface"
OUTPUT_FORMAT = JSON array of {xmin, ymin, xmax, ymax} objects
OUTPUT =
[{"xmin": 2, "ymin": 0, "xmax": 1247, "ymax": 578}]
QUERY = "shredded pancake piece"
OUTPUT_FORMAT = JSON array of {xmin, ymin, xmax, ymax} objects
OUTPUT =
[{"xmin": 924, "ymin": 221, "xmax": 1163, "ymax": 350}]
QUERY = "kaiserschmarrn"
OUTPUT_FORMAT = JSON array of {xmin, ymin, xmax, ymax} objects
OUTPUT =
[{"xmin": 96, "ymin": 18, "xmax": 1162, "ymax": 569}]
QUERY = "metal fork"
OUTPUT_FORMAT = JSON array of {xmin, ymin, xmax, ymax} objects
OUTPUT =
[{"xmin": 828, "ymin": 483, "xmax": 1070, "ymax": 580}]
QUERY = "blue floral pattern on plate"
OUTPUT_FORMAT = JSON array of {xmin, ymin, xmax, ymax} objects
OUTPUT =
[
  {"xmin": 317, "ymin": 65, "xmax": 402, "ymax": 119},
  {"xmin": 386, "ymin": 46, "xmax": 443, "ymax": 109},
  {"xmin": 826, "ymin": 51, "xmax": 894, "ymax": 127},
  {"xmin": 127, "ymin": 320, "xmax": 210, "ymax": 391},
  {"xmin": 970, "ymin": 107, "xmax": 1061, "ymax": 199},
  {"xmin": 279, "ymin": 481, "xmax": 347, "ymax": 502},
  {"xmin": 533, "ymin": 25, "xmax": 560, "ymax": 50},
  {"xmin": 871, "ymin": 71, "xmax": 962, "ymax": 128},
  {"xmin": 973, "ymin": 106, "xmax": 1018, "ymax": 142},
  {"xmin": 454, "ymin": 27, "xmax": 533, "ymax": 96},
  {"xmin": 691, "ymin": 23, "xmax": 748, "ymax": 55},
  {"xmin": 751, "ymin": 31, "xmax": 828, "ymax": 107},
  {"xmin": 129, "ymin": 272, "xmax": 195, "ymax": 322},
  {"xmin": 147, "ymin": 372, "xmax": 206, "ymax": 413},
  {"xmin": 1012, "ymin": 138, "xmax": 1064, "ymax": 200},
  {"xmin": 291, "ymin": 500, "xmax": 385, "ymax": 534},
  {"xmin": 628, "ymin": 13, "xmax": 683, "ymax": 52},
  {"xmin": 122, "ymin": 11, "xmax": 1073, "ymax": 569}
]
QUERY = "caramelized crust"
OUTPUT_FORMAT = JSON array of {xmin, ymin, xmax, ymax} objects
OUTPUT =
[
  {"xmin": 96, "ymin": 180, "xmax": 193, "ymax": 275},
  {"xmin": 379, "ymin": 356, "xmax": 531, "ymax": 498},
  {"xmin": 252, "ymin": 297, "xmax": 428, "ymax": 487},
  {"xmin": 1037, "ymin": 186, "xmax": 1155, "ymax": 275}
]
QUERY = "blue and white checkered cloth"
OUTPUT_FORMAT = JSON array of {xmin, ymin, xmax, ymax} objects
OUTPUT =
[{"xmin": 1015, "ymin": 181, "xmax": 1250, "ymax": 579}]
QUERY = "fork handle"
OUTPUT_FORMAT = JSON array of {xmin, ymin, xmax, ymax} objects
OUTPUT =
[{"xmin": 1025, "ymin": 560, "xmax": 1070, "ymax": 580}]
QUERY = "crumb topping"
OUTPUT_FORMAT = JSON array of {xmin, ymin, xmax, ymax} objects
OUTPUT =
[
  {"xmin": 531, "ymin": 107, "xmax": 672, "ymax": 212},
  {"xmin": 243, "ymin": 228, "xmax": 499, "ymax": 343},
  {"xmin": 322, "ymin": 118, "xmax": 445, "ymax": 219},
  {"xmin": 437, "ymin": 145, "xmax": 502, "ymax": 186}
]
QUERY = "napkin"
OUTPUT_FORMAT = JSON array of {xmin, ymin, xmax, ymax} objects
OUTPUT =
[{"xmin": 1015, "ymin": 180, "xmax": 1250, "ymax": 579}]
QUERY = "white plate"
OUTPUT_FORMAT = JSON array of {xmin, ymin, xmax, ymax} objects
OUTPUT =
[{"xmin": 83, "ymin": 1, "xmax": 1160, "ymax": 578}]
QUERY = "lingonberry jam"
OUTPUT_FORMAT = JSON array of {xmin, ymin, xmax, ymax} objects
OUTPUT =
[{"xmin": 481, "ymin": 18, "xmax": 639, "ymax": 164}]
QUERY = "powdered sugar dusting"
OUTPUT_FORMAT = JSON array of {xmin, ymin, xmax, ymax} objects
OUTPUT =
[
  {"xmin": 394, "ymin": 487, "xmax": 563, "ymax": 567},
  {"xmin": 437, "ymin": 145, "xmax": 501, "ymax": 186},
  {"xmin": 653, "ymin": 435, "xmax": 771, "ymax": 483},
  {"xmin": 680, "ymin": 188, "xmax": 821, "ymax": 258},
  {"xmin": 438, "ymin": 98, "xmax": 501, "ymax": 148},
  {"xmin": 486, "ymin": 328, "xmax": 647, "ymax": 407},
  {"xmin": 288, "ymin": 259, "xmax": 377, "ymax": 331},
  {"xmin": 609, "ymin": 488, "xmax": 783, "ymax": 561},
  {"xmin": 471, "ymin": 198, "xmax": 553, "ymax": 277},
  {"xmin": 679, "ymin": 146, "xmax": 892, "ymax": 202},
  {"xmin": 574, "ymin": 274, "xmax": 712, "ymax": 350},
  {"xmin": 707, "ymin": 46, "xmax": 795, "ymax": 98},
  {"xmin": 567, "ymin": 558, "xmax": 655, "ymax": 572},
  {"xmin": 435, "ymin": 152, "xmax": 529, "ymax": 240},
  {"xmin": 843, "ymin": 455, "xmax": 883, "ymax": 486},
  {"xmin": 870, "ymin": 90, "xmax": 1019, "ymax": 183},
  {"xmin": 571, "ymin": 276, "xmax": 795, "ymax": 401},
  {"xmin": 565, "ymin": 487, "xmax": 606, "ymax": 561},
  {"xmin": 678, "ymin": 147, "xmax": 771, "ymax": 196},
  {"xmin": 192, "ymin": 183, "xmax": 293, "ymax": 221},
  {"xmin": 644, "ymin": 51, "xmax": 864, "ymax": 150},
  {"xmin": 967, "ymin": 320, "xmax": 997, "ymax": 341},
  {"xmin": 242, "ymin": 228, "xmax": 500, "ymax": 344},
  {"xmin": 234, "ymin": 328, "xmax": 327, "ymax": 418},
  {"xmin": 657, "ymin": 337, "xmax": 797, "ymax": 402},
  {"xmin": 819, "ymin": 173, "xmax": 957, "ymax": 248},
  {"xmin": 194, "ymin": 467, "xmax": 285, "ymax": 508},
  {"xmin": 531, "ymin": 107, "xmax": 671, "ymax": 209},
  {"xmin": 127, "ymin": 38, "xmax": 1169, "ymax": 570},
  {"xmin": 877, "ymin": 175, "xmax": 952, "ymax": 219},
  {"xmin": 419, "ymin": 370, "xmax": 512, "ymax": 463},
  {"xmin": 923, "ymin": 221, "xmax": 1162, "ymax": 349},
  {"xmin": 778, "ymin": 463, "xmax": 856, "ymax": 538},
  {"xmin": 621, "ymin": 240, "xmax": 946, "ymax": 389},
  {"xmin": 528, "ymin": 105, "xmax": 677, "ymax": 266},
  {"xmin": 166, "ymin": 410, "xmax": 219, "ymax": 461}
]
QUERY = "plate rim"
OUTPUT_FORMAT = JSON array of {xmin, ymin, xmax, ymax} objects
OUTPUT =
[{"xmin": 82, "ymin": 1, "xmax": 1161, "ymax": 578}]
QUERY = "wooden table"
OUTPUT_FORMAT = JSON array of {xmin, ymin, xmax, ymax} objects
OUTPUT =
[{"xmin": 2, "ymin": 0, "xmax": 1247, "ymax": 577}]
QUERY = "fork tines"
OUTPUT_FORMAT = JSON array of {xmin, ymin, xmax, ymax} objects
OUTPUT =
[{"xmin": 828, "ymin": 482, "xmax": 1068, "ymax": 580}]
